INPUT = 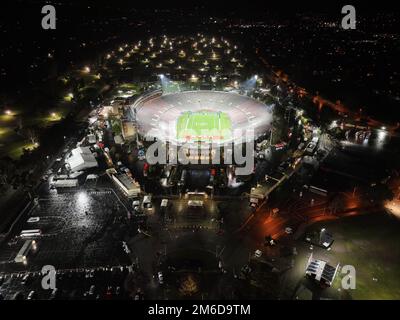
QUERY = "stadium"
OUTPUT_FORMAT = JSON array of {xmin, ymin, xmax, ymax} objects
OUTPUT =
[{"xmin": 133, "ymin": 90, "xmax": 273, "ymax": 147}]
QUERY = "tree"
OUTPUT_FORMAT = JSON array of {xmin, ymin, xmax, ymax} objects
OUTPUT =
[
  {"xmin": 179, "ymin": 274, "xmax": 198, "ymax": 296},
  {"xmin": 16, "ymin": 125, "xmax": 38, "ymax": 145}
]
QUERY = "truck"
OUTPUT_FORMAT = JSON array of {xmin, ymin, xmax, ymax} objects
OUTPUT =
[
  {"xmin": 178, "ymin": 169, "xmax": 187, "ymax": 187},
  {"xmin": 51, "ymin": 179, "xmax": 79, "ymax": 188}
]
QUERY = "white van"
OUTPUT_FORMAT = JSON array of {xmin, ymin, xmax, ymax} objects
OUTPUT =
[
  {"xmin": 142, "ymin": 195, "xmax": 153, "ymax": 211},
  {"xmin": 161, "ymin": 199, "xmax": 168, "ymax": 208}
]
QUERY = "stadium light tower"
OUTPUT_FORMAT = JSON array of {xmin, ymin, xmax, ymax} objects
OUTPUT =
[
  {"xmin": 240, "ymin": 75, "xmax": 258, "ymax": 92},
  {"xmin": 158, "ymin": 74, "xmax": 171, "ymax": 92},
  {"xmin": 83, "ymin": 66, "xmax": 91, "ymax": 73}
]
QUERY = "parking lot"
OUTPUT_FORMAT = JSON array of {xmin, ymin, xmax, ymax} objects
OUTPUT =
[{"xmin": 0, "ymin": 189, "xmax": 132, "ymax": 274}]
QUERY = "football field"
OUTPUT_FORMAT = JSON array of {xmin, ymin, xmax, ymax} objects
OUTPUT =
[{"xmin": 176, "ymin": 111, "xmax": 232, "ymax": 142}]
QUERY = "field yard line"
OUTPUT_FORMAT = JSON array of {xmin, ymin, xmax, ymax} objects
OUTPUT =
[{"xmin": 184, "ymin": 113, "xmax": 190, "ymax": 131}]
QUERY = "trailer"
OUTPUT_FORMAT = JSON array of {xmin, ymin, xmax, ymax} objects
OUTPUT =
[
  {"xmin": 14, "ymin": 240, "xmax": 37, "ymax": 263},
  {"xmin": 51, "ymin": 179, "xmax": 79, "ymax": 188}
]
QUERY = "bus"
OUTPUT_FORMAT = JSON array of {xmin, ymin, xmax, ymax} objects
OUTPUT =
[
  {"xmin": 20, "ymin": 229, "xmax": 42, "ymax": 238},
  {"xmin": 14, "ymin": 240, "xmax": 37, "ymax": 263},
  {"xmin": 308, "ymin": 185, "xmax": 328, "ymax": 197}
]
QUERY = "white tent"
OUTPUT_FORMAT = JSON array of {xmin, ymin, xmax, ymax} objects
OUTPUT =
[{"xmin": 66, "ymin": 147, "xmax": 98, "ymax": 172}]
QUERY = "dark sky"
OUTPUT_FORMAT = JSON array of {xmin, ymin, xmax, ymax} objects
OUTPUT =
[{"xmin": 0, "ymin": 0, "xmax": 398, "ymax": 94}]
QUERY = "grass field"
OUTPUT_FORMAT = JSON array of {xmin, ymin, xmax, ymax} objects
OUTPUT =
[
  {"xmin": 0, "ymin": 106, "xmax": 68, "ymax": 160},
  {"xmin": 326, "ymin": 213, "xmax": 400, "ymax": 299},
  {"xmin": 176, "ymin": 111, "xmax": 232, "ymax": 142},
  {"xmin": 289, "ymin": 213, "xmax": 400, "ymax": 300}
]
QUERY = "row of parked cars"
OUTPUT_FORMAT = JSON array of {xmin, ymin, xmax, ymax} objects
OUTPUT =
[{"xmin": 0, "ymin": 266, "xmax": 140, "ymax": 300}]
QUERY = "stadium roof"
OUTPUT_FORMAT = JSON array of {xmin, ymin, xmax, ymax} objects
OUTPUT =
[{"xmin": 134, "ymin": 90, "xmax": 273, "ymax": 146}]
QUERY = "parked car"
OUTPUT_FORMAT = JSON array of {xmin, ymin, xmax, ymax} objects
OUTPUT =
[
  {"xmin": 285, "ymin": 227, "xmax": 293, "ymax": 234},
  {"xmin": 21, "ymin": 273, "xmax": 31, "ymax": 285},
  {"xmin": 254, "ymin": 249, "xmax": 262, "ymax": 258},
  {"xmin": 49, "ymin": 288, "xmax": 59, "ymax": 300},
  {"xmin": 132, "ymin": 200, "xmax": 140, "ymax": 211},
  {"xmin": 27, "ymin": 290, "xmax": 36, "ymax": 300},
  {"xmin": 88, "ymin": 285, "xmax": 96, "ymax": 297},
  {"xmin": 157, "ymin": 272, "xmax": 164, "ymax": 285},
  {"xmin": 104, "ymin": 286, "xmax": 113, "ymax": 300},
  {"xmin": 241, "ymin": 264, "xmax": 252, "ymax": 276}
]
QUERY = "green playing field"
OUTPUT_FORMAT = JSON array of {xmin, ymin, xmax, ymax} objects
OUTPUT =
[{"xmin": 176, "ymin": 111, "xmax": 232, "ymax": 142}]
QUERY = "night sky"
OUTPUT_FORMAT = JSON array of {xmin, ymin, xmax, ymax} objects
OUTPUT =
[{"xmin": 0, "ymin": 1, "xmax": 399, "ymax": 101}]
